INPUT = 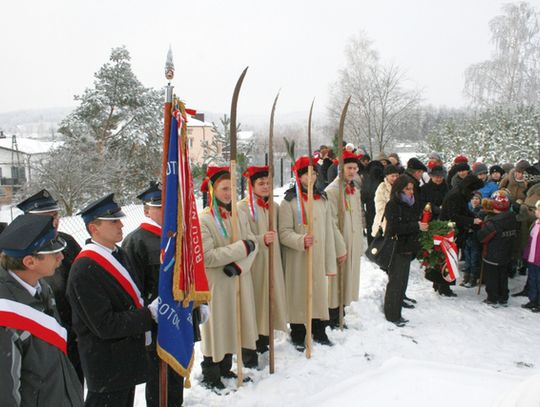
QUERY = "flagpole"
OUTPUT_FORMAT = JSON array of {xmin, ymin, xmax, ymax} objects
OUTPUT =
[
  {"xmin": 268, "ymin": 91, "xmax": 279, "ymax": 374},
  {"xmin": 159, "ymin": 46, "xmax": 174, "ymax": 407}
]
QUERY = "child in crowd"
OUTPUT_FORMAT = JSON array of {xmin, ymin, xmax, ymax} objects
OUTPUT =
[
  {"xmin": 461, "ymin": 192, "xmax": 483, "ymax": 287},
  {"xmin": 521, "ymin": 200, "xmax": 540, "ymax": 312},
  {"xmin": 477, "ymin": 191, "xmax": 519, "ymax": 306}
]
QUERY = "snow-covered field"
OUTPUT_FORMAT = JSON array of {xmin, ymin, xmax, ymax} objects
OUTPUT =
[
  {"xmin": 3, "ymin": 192, "xmax": 538, "ymax": 406},
  {"xmin": 134, "ymin": 258, "xmax": 540, "ymax": 407}
]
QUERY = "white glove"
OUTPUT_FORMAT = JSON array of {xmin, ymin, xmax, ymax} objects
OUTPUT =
[
  {"xmin": 199, "ymin": 304, "xmax": 210, "ymax": 324},
  {"xmin": 148, "ymin": 297, "xmax": 160, "ymax": 322}
]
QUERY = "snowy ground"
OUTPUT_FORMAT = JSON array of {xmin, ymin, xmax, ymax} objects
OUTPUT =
[{"xmin": 133, "ymin": 258, "xmax": 540, "ymax": 407}]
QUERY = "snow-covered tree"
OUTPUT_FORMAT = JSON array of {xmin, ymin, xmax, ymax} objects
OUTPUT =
[
  {"xmin": 48, "ymin": 46, "xmax": 163, "ymax": 209},
  {"xmin": 424, "ymin": 106, "xmax": 540, "ymax": 164},
  {"xmin": 329, "ymin": 32, "xmax": 421, "ymax": 156},
  {"xmin": 464, "ymin": 2, "xmax": 540, "ymax": 108}
]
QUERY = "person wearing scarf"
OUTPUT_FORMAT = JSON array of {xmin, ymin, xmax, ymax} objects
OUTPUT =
[
  {"xmin": 279, "ymin": 156, "xmax": 338, "ymax": 350},
  {"xmin": 198, "ymin": 166, "xmax": 259, "ymax": 390},
  {"xmin": 383, "ymin": 175, "xmax": 428, "ymax": 327},
  {"xmin": 237, "ymin": 166, "xmax": 288, "ymax": 354},
  {"xmin": 325, "ymin": 151, "xmax": 365, "ymax": 329}
]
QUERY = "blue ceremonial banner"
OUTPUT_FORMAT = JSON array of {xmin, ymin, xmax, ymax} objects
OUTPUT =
[{"xmin": 156, "ymin": 112, "xmax": 195, "ymax": 381}]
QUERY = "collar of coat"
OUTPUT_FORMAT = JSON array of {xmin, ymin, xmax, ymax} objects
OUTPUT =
[{"xmin": 283, "ymin": 186, "xmax": 326, "ymax": 202}]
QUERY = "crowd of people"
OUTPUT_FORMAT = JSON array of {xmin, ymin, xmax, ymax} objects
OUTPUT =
[{"xmin": 0, "ymin": 144, "xmax": 539, "ymax": 406}]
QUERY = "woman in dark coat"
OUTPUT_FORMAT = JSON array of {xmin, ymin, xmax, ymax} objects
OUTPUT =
[
  {"xmin": 361, "ymin": 160, "xmax": 385, "ymax": 244},
  {"xmin": 419, "ymin": 165, "xmax": 449, "ymax": 220},
  {"xmin": 439, "ymin": 174, "xmax": 484, "ymax": 295},
  {"xmin": 383, "ymin": 175, "xmax": 428, "ymax": 326}
]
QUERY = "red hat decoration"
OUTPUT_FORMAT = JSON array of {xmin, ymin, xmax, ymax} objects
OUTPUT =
[
  {"xmin": 242, "ymin": 166, "xmax": 269, "ymax": 182},
  {"xmin": 200, "ymin": 166, "xmax": 230, "ymax": 192}
]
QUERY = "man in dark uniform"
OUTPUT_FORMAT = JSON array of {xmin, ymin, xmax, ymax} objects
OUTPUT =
[
  {"xmin": 123, "ymin": 182, "xmax": 207, "ymax": 406},
  {"xmin": 16, "ymin": 189, "xmax": 83, "ymax": 384},
  {"xmin": 0, "ymin": 214, "xmax": 84, "ymax": 407},
  {"xmin": 67, "ymin": 194, "xmax": 157, "ymax": 407}
]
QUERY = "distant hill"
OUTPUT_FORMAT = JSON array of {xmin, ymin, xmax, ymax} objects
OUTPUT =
[{"xmin": 0, "ymin": 107, "xmax": 72, "ymax": 139}]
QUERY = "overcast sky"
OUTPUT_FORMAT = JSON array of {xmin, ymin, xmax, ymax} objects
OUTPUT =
[{"xmin": 1, "ymin": 0, "xmax": 539, "ymax": 118}]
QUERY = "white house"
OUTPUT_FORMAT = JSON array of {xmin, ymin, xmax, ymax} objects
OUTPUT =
[{"xmin": 0, "ymin": 135, "xmax": 61, "ymax": 202}]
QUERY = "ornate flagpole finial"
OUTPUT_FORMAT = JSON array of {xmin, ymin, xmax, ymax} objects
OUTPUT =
[{"xmin": 165, "ymin": 46, "xmax": 175, "ymax": 81}]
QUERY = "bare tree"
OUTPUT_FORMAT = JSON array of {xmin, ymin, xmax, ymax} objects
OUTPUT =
[
  {"xmin": 464, "ymin": 2, "xmax": 540, "ymax": 107},
  {"xmin": 329, "ymin": 32, "xmax": 421, "ymax": 156}
]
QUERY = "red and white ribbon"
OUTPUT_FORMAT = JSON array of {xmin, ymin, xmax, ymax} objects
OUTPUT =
[
  {"xmin": 0, "ymin": 298, "xmax": 67, "ymax": 354},
  {"xmin": 77, "ymin": 243, "xmax": 151, "ymax": 344},
  {"xmin": 140, "ymin": 219, "xmax": 162, "ymax": 237},
  {"xmin": 433, "ymin": 231, "xmax": 460, "ymax": 282}
]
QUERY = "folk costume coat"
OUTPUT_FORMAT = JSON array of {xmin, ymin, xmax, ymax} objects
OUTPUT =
[
  {"xmin": 199, "ymin": 207, "xmax": 259, "ymax": 363},
  {"xmin": 278, "ymin": 188, "xmax": 337, "ymax": 323},
  {"xmin": 325, "ymin": 178, "xmax": 365, "ymax": 308},
  {"xmin": 237, "ymin": 198, "xmax": 288, "ymax": 335}
]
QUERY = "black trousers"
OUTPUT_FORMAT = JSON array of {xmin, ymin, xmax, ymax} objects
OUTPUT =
[
  {"xmin": 384, "ymin": 253, "xmax": 412, "ymax": 322},
  {"xmin": 484, "ymin": 261, "xmax": 509, "ymax": 302},
  {"xmin": 146, "ymin": 346, "xmax": 184, "ymax": 407},
  {"xmin": 85, "ymin": 388, "xmax": 135, "ymax": 407}
]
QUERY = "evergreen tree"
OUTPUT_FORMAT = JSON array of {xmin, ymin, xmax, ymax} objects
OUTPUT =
[{"xmin": 41, "ymin": 46, "xmax": 164, "ymax": 210}]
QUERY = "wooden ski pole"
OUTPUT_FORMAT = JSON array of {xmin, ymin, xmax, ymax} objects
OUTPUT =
[
  {"xmin": 305, "ymin": 99, "xmax": 315, "ymax": 359},
  {"xmin": 336, "ymin": 97, "xmax": 351, "ymax": 330},
  {"xmin": 230, "ymin": 67, "xmax": 248, "ymax": 387},
  {"xmin": 268, "ymin": 91, "xmax": 279, "ymax": 373}
]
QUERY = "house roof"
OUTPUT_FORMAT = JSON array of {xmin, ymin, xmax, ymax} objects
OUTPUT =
[
  {"xmin": 187, "ymin": 116, "xmax": 213, "ymax": 127},
  {"xmin": 0, "ymin": 137, "xmax": 62, "ymax": 155}
]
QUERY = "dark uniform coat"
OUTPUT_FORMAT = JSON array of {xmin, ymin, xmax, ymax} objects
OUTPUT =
[
  {"xmin": 67, "ymin": 242, "xmax": 154, "ymax": 393},
  {"xmin": 0, "ymin": 268, "xmax": 83, "ymax": 407},
  {"xmin": 42, "ymin": 231, "xmax": 82, "ymax": 381}
]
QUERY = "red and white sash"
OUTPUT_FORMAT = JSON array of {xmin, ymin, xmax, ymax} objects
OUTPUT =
[
  {"xmin": 0, "ymin": 298, "xmax": 67, "ymax": 354},
  {"xmin": 140, "ymin": 219, "xmax": 162, "ymax": 237},
  {"xmin": 77, "ymin": 243, "xmax": 151, "ymax": 344},
  {"xmin": 433, "ymin": 231, "xmax": 460, "ymax": 282}
]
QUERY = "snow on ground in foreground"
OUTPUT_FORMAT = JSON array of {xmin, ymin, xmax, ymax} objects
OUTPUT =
[{"xmin": 134, "ymin": 258, "xmax": 540, "ymax": 406}]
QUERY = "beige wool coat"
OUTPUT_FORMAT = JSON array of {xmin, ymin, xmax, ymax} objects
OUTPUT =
[
  {"xmin": 278, "ymin": 192, "xmax": 337, "ymax": 324},
  {"xmin": 237, "ymin": 198, "xmax": 288, "ymax": 335},
  {"xmin": 325, "ymin": 178, "xmax": 365, "ymax": 308},
  {"xmin": 372, "ymin": 178, "xmax": 392, "ymax": 236},
  {"xmin": 199, "ymin": 207, "xmax": 259, "ymax": 362}
]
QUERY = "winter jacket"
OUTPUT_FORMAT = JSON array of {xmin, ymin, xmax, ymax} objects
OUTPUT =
[
  {"xmin": 477, "ymin": 211, "xmax": 519, "ymax": 266},
  {"xmin": 440, "ymin": 175, "xmax": 484, "ymax": 248},
  {"xmin": 0, "ymin": 268, "xmax": 84, "ymax": 407},
  {"xmin": 450, "ymin": 173, "xmax": 468, "ymax": 189},
  {"xmin": 237, "ymin": 198, "xmax": 288, "ymax": 335},
  {"xmin": 478, "ymin": 180, "xmax": 499, "ymax": 198},
  {"xmin": 67, "ymin": 242, "xmax": 153, "ymax": 392},
  {"xmin": 419, "ymin": 180, "xmax": 449, "ymax": 220},
  {"xmin": 523, "ymin": 220, "xmax": 540, "ymax": 267},
  {"xmin": 279, "ymin": 187, "xmax": 337, "ymax": 323},
  {"xmin": 500, "ymin": 169, "xmax": 528, "ymax": 202},
  {"xmin": 372, "ymin": 178, "xmax": 392, "ymax": 236},
  {"xmin": 325, "ymin": 177, "xmax": 365, "ymax": 308},
  {"xmin": 383, "ymin": 195, "xmax": 422, "ymax": 255},
  {"xmin": 199, "ymin": 207, "xmax": 259, "ymax": 362}
]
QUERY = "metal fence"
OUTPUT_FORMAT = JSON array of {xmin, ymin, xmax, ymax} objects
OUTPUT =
[{"xmin": 58, "ymin": 204, "xmax": 147, "ymax": 246}]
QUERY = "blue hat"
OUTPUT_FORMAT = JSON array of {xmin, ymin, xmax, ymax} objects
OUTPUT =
[
  {"xmin": 78, "ymin": 193, "xmax": 126, "ymax": 224},
  {"xmin": 16, "ymin": 189, "xmax": 60, "ymax": 214},
  {"xmin": 136, "ymin": 182, "xmax": 162, "ymax": 207},
  {"xmin": 0, "ymin": 214, "xmax": 66, "ymax": 257}
]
